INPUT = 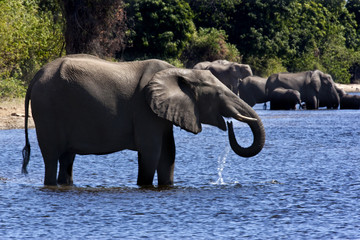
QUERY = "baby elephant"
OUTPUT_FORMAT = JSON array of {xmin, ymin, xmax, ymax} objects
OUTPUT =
[
  {"xmin": 269, "ymin": 88, "xmax": 302, "ymax": 110},
  {"xmin": 336, "ymin": 86, "xmax": 360, "ymax": 109},
  {"xmin": 340, "ymin": 94, "xmax": 360, "ymax": 109}
]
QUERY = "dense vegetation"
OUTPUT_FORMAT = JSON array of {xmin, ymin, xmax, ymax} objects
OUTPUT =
[{"xmin": 1, "ymin": 0, "xmax": 360, "ymax": 98}]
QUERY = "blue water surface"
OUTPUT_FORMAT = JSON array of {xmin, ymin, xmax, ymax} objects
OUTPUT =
[{"xmin": 0, "ymin": 105, "xmax": 359, "ymax": 239}]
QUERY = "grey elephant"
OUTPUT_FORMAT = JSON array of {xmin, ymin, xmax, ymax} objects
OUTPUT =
[
  {"xmin": 22, "ymin": 54, "xmax": 265, "ymax": 186},
  {"xmin": 238, "ymin": 76, "xmax": 268, "ymax": 108},
  {"xmin": 340, "ymin": 94, "xmax": 360, "ymax": 109},
  {"xmin": 335, "ymin": 85, "xmax": 360, "ymax": 109},
  {"xmin": 269, "ymin": 88, "xmax": 302, "ymax": 110},
  {"xmin": 339, "ymin": 94, "xmax": 360, "ymax": 109},
  {"xmin": 192, "ymin": 60, "xmax": 231, "ymax": 69},
  {"xmin": 193, "ymin": 60, "xmax": 253, "ymax": 95},
  {"xmin": 193, "ymin": 61, "xmax": 211, "ymax": 70},
  {"xmin": 266, "ymin": 70, "xmax": 339, "ymax": 109}
]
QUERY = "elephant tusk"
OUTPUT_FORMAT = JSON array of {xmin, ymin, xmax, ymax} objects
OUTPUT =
[{"xmin": 235, "ymin": 113, "xmax": 257, "ymax": 122}]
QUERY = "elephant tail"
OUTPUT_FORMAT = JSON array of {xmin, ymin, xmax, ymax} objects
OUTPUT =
[{"xmin": 22, "ymin": 84, "xmax": 32, "ymax": 174}]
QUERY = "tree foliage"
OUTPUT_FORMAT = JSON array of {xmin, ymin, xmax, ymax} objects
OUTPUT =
[
  {"xmin": 61, "ymin": 0, "xmax": 127, "ymax": 58},
  {"xmin": 187, "ymin": 0, "xmax": 240, "ymax": 32},
  {"xmin": 180, "ymin": 28, "xmax": 240, "ymax": 68},
  {"xmin": 0, "ymin": 0, "xmax": 64, "ymax": 98},
  {"xmin": 124, "ymin": 0, "xmax": 195, "ymax": 60},
  {"xmin": 2, "ymin": 0, "xmax": 360, "ymax": 98}
]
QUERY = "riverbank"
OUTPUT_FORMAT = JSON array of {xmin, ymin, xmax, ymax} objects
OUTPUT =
[
  {"xmin": 0, "ymin": 98, "xmax": 34, "ymax": 130},
  {"xmin": 0, "ymin": 83, "xmax": 359, "ymax": 130},
  {"xmin": 335, "ymin": 83, "xmax": 360, "ymax": 93}
]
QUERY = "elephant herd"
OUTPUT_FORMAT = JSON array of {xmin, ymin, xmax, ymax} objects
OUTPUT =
[
  {"xmin": 193, "ymin": 60, "xmax": 360, "ymax": 110},
  {"xmin": 22, "ymin": 55, "xmax": 359, "ymax": 187}
]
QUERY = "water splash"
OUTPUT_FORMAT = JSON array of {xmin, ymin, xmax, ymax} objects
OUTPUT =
[{"xmin": 213, "ymin": 146, "xmax": 230, "ymax": 185}]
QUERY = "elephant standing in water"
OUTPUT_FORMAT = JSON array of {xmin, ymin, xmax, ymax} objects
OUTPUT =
[
  {"xmin": 238, "ymin": 76, "xmax": 268, "ymax": 108},
  {"xmin": 193, "ymin": 60, "xmax": 253, "ymax": 95},
  {"xmin": 22, "ymin": 54, "xmax": 265, "ymax": 186},
  {"xmin": 266, "ymin": 70, "xmax": 339, "ymax": 109},
  {"xmin": 335, "ymin": 86, "xmax": 360, "ymax": 109},
  {"xmin": 269, "ymin": 88, "xmax": 302, "ymax": 110},
  {"xmin": 340, "ymin": 94, "xmax": 360, "ymax": 109}
]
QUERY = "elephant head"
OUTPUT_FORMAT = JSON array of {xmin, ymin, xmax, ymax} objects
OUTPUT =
[
  {"xmin": 311, "ymin": 70, "xmax": 340, "ymax": 109},
  {"xmin": 231, "ymin": 63, "xmax": 253, "ymax": 79},
  {"xmin": 145, "ymin": 68, "xmax": 265, "ymax": 158},
  {"xmin": 193, "ymin": 61, "xmax": 253, "ymax": 96}
]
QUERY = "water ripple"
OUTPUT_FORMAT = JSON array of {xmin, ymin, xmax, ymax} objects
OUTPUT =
[{"xmin": 1, "ymin": 108, "xmax": 360, "ymax": 239}]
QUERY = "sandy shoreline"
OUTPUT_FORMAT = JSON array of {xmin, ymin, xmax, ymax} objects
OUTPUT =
[
  {"xmin": 0, "ymin": 83, "xmax": 359, "ymax": 130},
  {"xmin": 0, "ymin": 98, "xmax": 34, "ymax": 130},
  {"xmin": 335, "ymin": 83, "xmax": 360, "ymax": 93}
]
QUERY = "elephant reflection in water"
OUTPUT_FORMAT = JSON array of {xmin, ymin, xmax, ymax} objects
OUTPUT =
[{"xmin": 22, "ymin": 54, "xmax": 265, "ymax": 186}]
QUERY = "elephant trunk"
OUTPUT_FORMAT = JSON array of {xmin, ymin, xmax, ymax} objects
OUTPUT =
[{"xmin": 227, "ymin": 111, "xmax": 265, "ymax": 158}]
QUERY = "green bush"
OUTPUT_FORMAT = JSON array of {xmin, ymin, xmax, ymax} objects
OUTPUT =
[
  {"xmin": 0, "ymin": 0, "xmax": 64, "ymax": 98},
  {"xmin": 180, "ymin": 27, "xmax": 241, "ymax": 68},
  {"xmin": 246, "ymin": 56, "xmax": 287, "ymax": 78},
  {"xmin": 285, "ymin": 52, "xmax": 324, "ymax": 73},
  {"xmin": 124, "ymin": 0, "xmax": 195, "ymax": 60},
  {"xmin": 0, "ymin": 77, "xmax": 27, "ymax": 99},
  {"xmin": 321, "ymin": 44, "xmax": 355, "ymax": 84}
]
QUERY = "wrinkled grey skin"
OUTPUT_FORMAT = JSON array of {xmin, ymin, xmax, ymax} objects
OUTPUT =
[
  {"xmin": 269, "ymin": 88, "xmax": 302, "ymax": 110},
  {"xmin": 266, "ymin": 70, "xmax": 339, "ymax": 109},
  {"xmin": 335, "ymin": 85, "xmax": 347, "ymax": 99},
  {"xmin": 335, "ymin": 86, "xmax": 360, "ymax": 109},
  {"xmin": 193, "ymin": 61, "xmax": 211, "ymax": 70},
  {"xmin": 22, "ymin": 54, "xmax": 265, "ymax": 186},
  {"xmin": 340, "ymin": 94, "xmax": 360, "ymax": 109},
  {"xmin": 238, "ymin": 76, "xmax": 268, "ymax": 107},
  {"xmin": 193, "ymin": 60, "xmax": 253, "ymax": 95}
]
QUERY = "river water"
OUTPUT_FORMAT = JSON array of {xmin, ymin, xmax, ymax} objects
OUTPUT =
[{"xmin": 1, "ymin": 104, "xmax": 359, "ymax": 239}]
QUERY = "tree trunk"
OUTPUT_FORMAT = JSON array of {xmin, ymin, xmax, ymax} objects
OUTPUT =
[{"xmin": 61, "ymin": 0, "xmax": 127, "ymax": 58}]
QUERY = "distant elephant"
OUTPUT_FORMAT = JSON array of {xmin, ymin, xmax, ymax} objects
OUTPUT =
[
  {"xmin": 212, "ymin": 59, "xmax": 231, "ymax": 65},
  {"xmin": 269, "ymin": 88, "xmax": 302, "ymax": 110},
  {"xmin": 192, "ymin": 59, "xmax": 231, "ymax": 69},
  {"xmin": 193, "ymin": 60, "xmax": 253, "ymax": 95},
  {"xmin": 335, "ymin": 85, "xmax": 347, "ymax": 98},
  {"xmin": 339, "ymin": 94, "xmax": 360, "ymax": 109},
  {"xmin": 22, "ymin": 54, "xmax": 265, "ymax": 186},
  {"xmin": 238, "ymin": 76, "xmax": 268, "ymax": 108},
  {"xmin": 266, "ymin": 70, "xmax": 339, "ymax": 109},
  {"xmin": 192, "ymin": 61, "xmax": 211, "ymax": 70},
  {"xmin": 334, "ymin": 85, "xmax": 360, "ymax": 109}
]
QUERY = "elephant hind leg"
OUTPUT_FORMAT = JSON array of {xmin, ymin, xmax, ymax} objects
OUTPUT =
[
  {"xmin": 41, "ymin": 152, "xmax": 59, "ymax": 186},
  {"xmin": 37, "ymin": 136, "xmax": 60, "ymax": 186},
  {"xmin": 36, "ymin": 127, "xmax": 66, "ymax": 186},
  {"xmin": 157, "ymin": 129, "xmax": 175, "ymax": 186},
  {"xmin": 58, "ymin": 152, "xmax": 76, "ymax": 185}
]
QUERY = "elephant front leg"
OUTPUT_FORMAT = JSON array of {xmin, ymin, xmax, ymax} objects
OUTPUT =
[
  {"xmin": 306, "ymin": 96, "xmax": 318, "ymax": 109},
  {"xmin": 134, "ymin": 117, "xmax": 174, "ymax": 186},
  {"xmin": 137, "ymin": 151, "xmax": 158, "ymax": 186},
  {"xmin": 157, "ymin": 129, "xmax": 175, "ymax": 186}
]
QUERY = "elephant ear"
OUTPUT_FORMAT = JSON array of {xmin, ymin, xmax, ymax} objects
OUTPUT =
[{"xmin": 144, "ymin": 68, "xmax": 202, "ymax": 134}]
